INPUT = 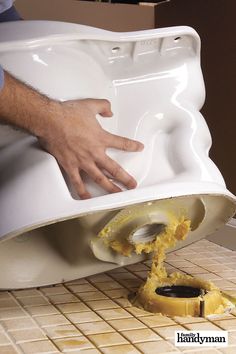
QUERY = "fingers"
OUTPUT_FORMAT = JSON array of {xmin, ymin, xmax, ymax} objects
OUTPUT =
[
  {"xmin": 106, "ymin": 133, "xmax": 144, "ymax": 152},
  {"xmin": 84, "ymin": 163, "xmax": 122, "ymax": 194},
  {"xmin": 69, "ymin": 168, "xmax": 91, "ymax": 200},
  {"xmin": 98, "ymin": 155, "xmax": 137, "ymax": 189}
]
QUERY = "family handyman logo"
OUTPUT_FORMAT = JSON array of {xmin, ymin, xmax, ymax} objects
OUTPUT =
[{"xmin": 175, "ymin": 330, "xmax": 228, "ymax": 347}]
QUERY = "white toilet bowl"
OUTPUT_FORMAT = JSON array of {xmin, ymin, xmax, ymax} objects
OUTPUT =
[{"xmin": 0, "ymin": 21, "xmax": 235, "ymax": 289}]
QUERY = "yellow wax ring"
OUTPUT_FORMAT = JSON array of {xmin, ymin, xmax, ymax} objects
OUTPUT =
[{"xmin": 98, "ymin": 206, "xmax": 233, "ymax": 316}]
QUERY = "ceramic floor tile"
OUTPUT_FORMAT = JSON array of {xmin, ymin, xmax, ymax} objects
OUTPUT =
[
  {"xmin": 12, "ymin": 289, "xmax": 40, "ymax": 298},
  {"xmin": 126, "ymin": 306, "xmax": 152, "ymax": 318},
  {"xmin": 212, "ymin": 280, "xmax": 236, "ymax": 289},
  {"xmin": 57, "ymin": 302, "xmax": 90, "ymax": 314},
  {"xmin": 65, "ymin": 279, "xmax": 90, "ymax": 285},
  {"xmin": 0, "ymin": 293, "xmax": 11, "ymax": 300},
  {"xmin": 213, "ymin": 319, "xmax": 236, "ymax": 331},
  {"xmin": 212, "ymin": 257, "xmax": 234, "ymax": 264},
  {"xmin": 228, "ymin": 332, "xmax": 236, "ymax": 345},
  {"xmin": 73, "ymin": 350, "xmax": 100, "ymax": 354},
  {"xmin": 165, "ymin": 264, "xmax": 177, "ymax": 273},
  {"xmin": 188, "ymin": 258, "xmax": 220, "ymax": 266},
  {"xmin": 118, "ymin": 279, "xmax": 143, "ymax": 289},
  {"xmin": 114, "ymin": 298, "xmax": 133, "ymax": 308},
  {"xmin": 173, "ymin": 316, "xmax": 207, "ymax": 325},
  {"xmin": 86, "ymin": 300, "xmax": 119, "ymax": 311},
  {"xmin": 54, "ymin": 336, "xmax": 94, "ymax": 352},
  {"xmin": 185, "ymin": 322, "xmax": 223, "ymax": 331},
  {"xmin": 10, "ymin": 328, "xmax": 46, "ymax": 343},
  {"xmin": 35, "ymin": 314, "xmax": 70, "ymax": 327},
  {"xmin": 67, "ymin": 284, "xmax": 97, "ymax": 293},
  {"xmin": 166, "ymin": 260, "xmax": 194, "ymax": 268},
  {"xmin": 106, "ymin": 267, "xmax": 128, "ymax": 274},
  {"xmin": 41, "ymin": 286, "xmax": 70, "ymax": 296},
  {"xmin": 227, "ymin": 278, "xmax": 236, "ymax": 284},
  {"xmin": 139, "ymin": 315, "xmax": 176, "ymax": 327},
  {"xmin": 0, "ymin": 345, "xmax": 19, "ymax": 354},
  {"xmin": 87, "ymin": 274, "xmax": 113, "ymax": 283},
  {"xmin": 133, "ymin": 271, "xmax": 149, "ymax": 280},
  {"xmin": 100, "ymin": 344, "xmax": 141, "ymax": 354},
  {"xmin": 0, "ymin": 317, "xmax": 38, "ymax": 330},
  {"xmin": 44, "ymin": 324, "xmax": 82, "ymax": 339},
  {"xmin": 121, "ymin": 328, "xmax": 162, "ymax": 343},
  {"xmin": 216, "ymin": 271, "xmax": 236, "ymax": 279},
  {"xmin": 109, "ymin": 317, "xmax": 146, "ymax": 332},
  {"xmin": 18, "ymin": 296, "xmax": 49, "ymax": 307},
  {"xmin": 185, "ymin": 267, "xmax": 209, "ymax": 275},
  {"xmin": 95, "ymin": 282, "xmax": 124, "ymax": 291},
  {"xmin": 194, "ymin": 273, "xmax": 222, "ymax": 281},
  {"xmin": 110, "ymin": 273, "xmax": 138, "ymax": 281},
  {"xmin": 26, "ymin": 305, "xmax": 60, "ymax": 317},
  {"xmin": 102, "ymin": 289, "xmax": 129, "ymax": 299},
  {"xmin": 125, "ymin": 264, "xmax": 149, "ymax": 272},
  {"xmin": 207, "ymin": 313, "xmax": 234, "ymax": 321},
  {"xmin": 19, "ymin": 339, "xmax": 59, "ymax": 354},
  {"xmin": 224, "ymin": 262, "xmax": 236, "ymax": 268},
  {"xmin": 88, "ymin": 332, "xmax": 128, "ymax": 347},
  {"xmin": 0, "ymin": 308, "xmax": 27, "ymax": 320},
  {"xmin": 77, "ymin": 291, "xmax": 108, "ymax": 302},
  {"xmin": 136, "ymin": 340, "xmax": 179, "ymax": 353},
  {"xmin": 165, "ymin": 254, "xmax": 183, "ymax": 261},
  {"xmin": 96, "ymin": 308, "xmax": 132, "ymax": 321},
  {"xmin": 0, "ymin": 299, "xmax": 19, "ymax": 309},
  {"xmin": 219, "ymin": 348, "xmax": 236, "ymax": 354},
  {"xmin": 0, "ymin": 239, "xmax": 235, "ymax": 354},
  {"xmin": 183, "ymin": 349, "xmax": 222, "ymax": 354},
  {"xmin": 0, "ymin": 331, "xmax": 10, "ymax": 345},
  {"xmin": 76, "ymin": 321, "xmax": 114, "ymax": 335},
  {"xmin": 65, "ymin": 311, "xmax": 101, "ymax": 324},
  {"xmin": 204, "ymin": 265, "xmax": 231, "ymax": 273},
  {"xmin": 47, "ymin": 293, "xmax": 79, "ymax": 305}
]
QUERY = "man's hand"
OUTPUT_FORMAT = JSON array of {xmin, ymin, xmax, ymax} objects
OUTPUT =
[
  {"xmin": 0, "ymin": 72, "xmax": 144, "ymax": 199},
  {"xmin": 40, "ymin": 98, "xmax": 143, "ymax": 199}
]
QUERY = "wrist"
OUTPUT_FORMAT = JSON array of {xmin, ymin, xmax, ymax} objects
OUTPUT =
[{"xmin": 32, "ymin": 99, "xmax": 64, "ymax": 140}]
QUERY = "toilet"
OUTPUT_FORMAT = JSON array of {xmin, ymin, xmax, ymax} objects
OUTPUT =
[{"xmin": 0, "ymin": 21, "xmax": 235, "ymax": 289}]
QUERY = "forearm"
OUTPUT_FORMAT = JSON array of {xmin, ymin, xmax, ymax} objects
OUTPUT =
[{"xmin": 0, "ymin": 71, "xmax": 62, "ymax": 139}]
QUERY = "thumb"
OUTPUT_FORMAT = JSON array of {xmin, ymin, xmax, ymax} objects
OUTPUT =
[{"xmin": 95, "ymin": 99, "xmax": 113, "ymax": 117}]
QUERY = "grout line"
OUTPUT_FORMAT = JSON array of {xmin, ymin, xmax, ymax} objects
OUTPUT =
[
  {"xmin": 0, "ymin": 328, "xmax": 23, "ymax": 354},
  {"xmin": 85, "ymin": 273, "xmax": 187, "ymax": 348},
  {"xmin": 63, "ymin": 280, "xmax": 143, "ymax": 352},
  {"xmin": 8, "ymin": 291, "xmax": 62, "ymax": 353},
  {"xmin": 1, "ymin": 292, "xmax": 43, "ymax": 354},
  {"xmin": 38, "ymin": 285, "xmax": 104, "ymax": 353},
  {"xmin": 0, "ymin": 240, "xmax": 235, "ymax": 353}
]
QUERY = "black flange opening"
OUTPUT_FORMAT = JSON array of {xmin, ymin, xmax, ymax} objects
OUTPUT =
[{"xmin": 156, "ymin": 285, "xmax": 204, "ymax": 298}]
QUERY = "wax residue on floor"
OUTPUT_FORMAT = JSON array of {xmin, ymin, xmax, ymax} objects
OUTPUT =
[{"xmin": 99, "ymin": 211, "xmax": 233, "ymax": 317}]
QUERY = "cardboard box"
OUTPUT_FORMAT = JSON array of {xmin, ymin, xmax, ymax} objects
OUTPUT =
[
  {"xmin": 15, "ymin": 0, "xmax": 163, "ymax": 32},
  {"xmin": 13, "ymin": 0, "xmax": 236, "ymax": 197}
]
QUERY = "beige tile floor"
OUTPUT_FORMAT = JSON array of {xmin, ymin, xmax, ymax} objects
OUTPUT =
[{"xmin": 1, "ymin": 239, "xmax": 236, "ymax": 354}]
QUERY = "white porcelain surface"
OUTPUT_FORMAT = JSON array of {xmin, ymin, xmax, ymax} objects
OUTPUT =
[{"xmin": 0, "ymin": 21, "xmax": 235, "ymax": 289}]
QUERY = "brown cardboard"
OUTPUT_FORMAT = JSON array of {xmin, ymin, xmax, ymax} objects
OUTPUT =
[
  {"xmin": 15, "ymin": 0, "xmax": 157, "ymax": 31},
  {"xmin": 13, "ymin": 0, "xmax": 236, "ymax": 197}
]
